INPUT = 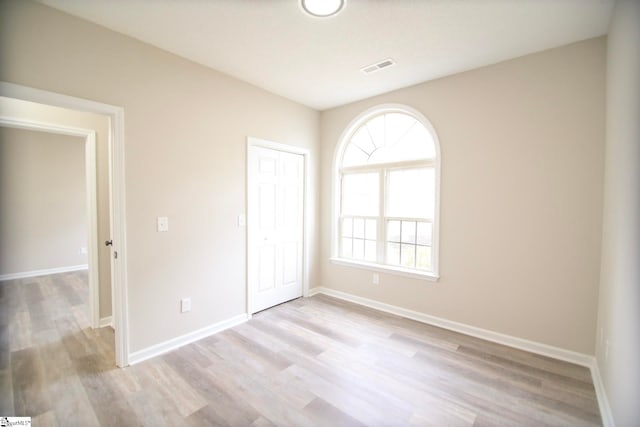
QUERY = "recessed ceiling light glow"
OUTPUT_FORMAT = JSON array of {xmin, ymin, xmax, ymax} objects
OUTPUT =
[{"xmin": 301, "ymin": 0, "xmax": 345, "ymax": 17}]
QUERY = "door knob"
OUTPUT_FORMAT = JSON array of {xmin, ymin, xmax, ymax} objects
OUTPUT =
[{"xmin": 105, "ymin": 240, "xmax": 113, "ymax": 246}]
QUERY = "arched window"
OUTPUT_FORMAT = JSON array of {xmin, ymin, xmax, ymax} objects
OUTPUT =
[{"xmin": 332, "ymin": 105, "xmax": 440, "ymax": 279}]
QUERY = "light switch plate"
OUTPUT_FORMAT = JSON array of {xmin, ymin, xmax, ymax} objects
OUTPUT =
[
  {"xmin": 237, "ymin": 214, "xmax": 246, "ymax": 227},
  {"xmin": 157, "ymin": 216, "xmax": 169, "ymax": 232},
  {"xmin": 181, "ymin": 298, "xmax": 191, "ymax": 313}
]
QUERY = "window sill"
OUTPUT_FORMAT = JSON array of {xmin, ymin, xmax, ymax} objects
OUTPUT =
[{"xmin": 330, "ymin": 257, "xmax": 439, "ymax": 282}]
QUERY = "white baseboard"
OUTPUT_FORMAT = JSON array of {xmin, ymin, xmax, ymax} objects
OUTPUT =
[
  {"xmin": 128, "ymin": 313, "xmax": 250, "ymax": 365},
  {"xmin": 307, "ymin": 287, "xmax": 322, "ymax": 297},
  {"xmin": 0, "ymin": 264, "xmax": 89, "ymax": 281},
  {"xmin": 590, "ymin": 359, "xmax": 615, "ymax": 427},
  {"xmin": 99, "ymin": 316, "xmax": 113, "ymax": 328},
  {"xmin": 309, "ymin": 286, "xmax": 593, "ymax": 367}
]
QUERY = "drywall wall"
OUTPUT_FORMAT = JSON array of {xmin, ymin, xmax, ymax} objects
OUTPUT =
[
  {"xmin": 320, "ymin": 38, "xmax": 605, "ymax": 354},
  {"xmin": 596, "ymin": 0, "xmax": 640, "ymax": 424},
  {"xmin": 0, "ymin": 96, "xmax": 112, "ymax": 319},
  {"xmin": 0, "ymin": 127, "xmax": 86, "ymax": 274},
  {"xmin": 0, "ymin": 0, "xmax": 319, "ymax": 353}
]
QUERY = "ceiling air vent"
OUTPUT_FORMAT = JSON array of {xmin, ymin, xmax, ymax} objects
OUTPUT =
[{"xmin": 361, "ymin": 58, "xmax": 396, "ymax": 75}]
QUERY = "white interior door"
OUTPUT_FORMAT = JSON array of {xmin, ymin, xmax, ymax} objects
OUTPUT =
[{"xmin": 248, "ymin": 145, "xmax": 304, "ymax": 313}]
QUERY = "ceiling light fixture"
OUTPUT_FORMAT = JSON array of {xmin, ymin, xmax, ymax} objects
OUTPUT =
[{"xmin": 300, "ymin": 0, "xmax": 345, "ymax": 18}]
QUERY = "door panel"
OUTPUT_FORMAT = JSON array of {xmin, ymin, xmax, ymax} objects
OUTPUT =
[
  {"xmin": 249, "ymin": 145, "xmax": 304, "ymax": 313},
  {"xmin": 259, "ymin": 183, "xmax": 276, "ymax": 230},
  {"xmin": 282, "ymin": 241, "xmax": 298, "ymax": 286},
  {"xmin": 258, "ymin": 245, "xmax": 276, "ymax": 291}
]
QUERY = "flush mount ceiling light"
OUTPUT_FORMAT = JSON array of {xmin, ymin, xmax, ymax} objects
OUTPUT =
[{"xmin": 300, "ymin": 0, "xmax": 345, "ymax": 17}]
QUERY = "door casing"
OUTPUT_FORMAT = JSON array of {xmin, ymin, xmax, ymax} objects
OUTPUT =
[{"xmin": 1, "ymin": 81, "xmax": 130, "ymax": 367}]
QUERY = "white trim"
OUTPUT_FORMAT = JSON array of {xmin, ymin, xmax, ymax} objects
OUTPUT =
[
  {"xmin": 246, "ymin": 137, "xmax": 312, "ymax": 313},
  {"xmin": 331, "ymin": 104, "xmax": 441, "ymax": 279},
  {"xmin": 0, "ymin": 116, "xmax": 100, "ymax": 330},
  {"xmin": 1, "ymin": 82, "xmax": 130, "ymax": 368},
  {"xmin": 330, "ymin": 257, "xmax": 439, "ymax": 281},
  {"xmin": 590, "ymin": 360, "xmax": 615, "ymax": 427},
  {"xmin": 310, "ymin": 286, "xmax": 594, "ymax": 367},
  {"xmin": 307, "ymin": 287, "xmax": 322, "ymax": 297},
  {"xmin": 128, "ymin": 313, "xmax": 250, "ymax": 365},
  {"xmin": 99, "ymin": 316, "xmax": 113, "ymax": 328},
  {"xmin": 0, "ymin": 264, "xmax": 88, "ymax": 281}
]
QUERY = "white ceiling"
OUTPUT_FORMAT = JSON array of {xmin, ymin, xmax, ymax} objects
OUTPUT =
[{"xmin": 37, "ymin": 0, "xmax": 614, "ymax": 111}]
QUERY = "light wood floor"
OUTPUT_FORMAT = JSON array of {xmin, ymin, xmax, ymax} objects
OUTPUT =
[{"xmin": 1, "ymin": 272, "xmax": 602, "ymax": 426}]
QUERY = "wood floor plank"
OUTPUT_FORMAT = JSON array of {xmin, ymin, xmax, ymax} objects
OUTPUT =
[
  {"xmin": 73, "ymin": 353, "xmax": 141, "ymax": 426},
  {"xmin": 0, "ymin": 366, "xmax": 14, "ymax": 415},
  {"xmin": 1, "ymin": 272, "xmax": 603, "ymax": 426},
  {"xmin": 163, "ymin": 349, "xmax": 263, "ymax": 425},
  {"xmin": 11, "ymin": 347, "xmax": 51, "ymax": 417},
  {"xmin": 32, "ymin": 410, "xmax": 59, "ymax": 427},
  {"xmin": 134, "ymin": 358, "xmax": 207, "ymax": 417},
  {"xmin": 303, "ymin": 397, "xmax": 367, "ymax": 427},
  {"xmin": 247, "ymin": 317, "xmax": 324, "ymax": 356}
]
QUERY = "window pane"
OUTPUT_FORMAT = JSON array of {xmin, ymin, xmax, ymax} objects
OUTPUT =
[
  {"xmin": 368, "ymin": 113, "xmax": 435, "ymax": 165},
  {"xmin": 342, "ymin": 173, "xmax": 379, "ymax": 216},
  {"xmin": 387, "ymin": 243, "xmax": 400, "ymax": 265},
  {"xmin": 353, "ymin": 218, "xmax": 365, "ymax": 239},
  {"xmin": 341, "ymin": 217, "xmax": 353, "ymax": 237},
  {"xmin": 351, "ymin": 126, "xmax": 376, "ymax": 156},
  {"xmin": 395, "ymin": 121, "xmax": 436, "ymax": 160},
  {"xmin": 365, "ymin": 115, "xmax": 385, "ymax": 149},
  {"xmin": 417, "ymin": 245, "xmax": 432, "ymax": 270},
  {"xmin": 365, "ymin": 219, "xmax": 377, "ymax": 240},
  {"xmin": 365, "ymin": 240, "xmax": 376, "ymax": 262},
  {"xmin": 387, "ymin": 220, "xmax": 400, "ymax": 242},
  {"xmin": 353, "ymin": 238, "xmax": 365, "ymax": 260},
  {"xmin": 401, "ymin": 221, "xmax": 416, "ymax": 244},
  {"xmin": 401, "ymin": 244, "xmax": 416, "ymax": 268},
  {"xmin": 341, "ymin": 238, "xmax": 353, "ymax": 258},
  {"xmin": 384, "ymin": 113, "xmax": 416, "ymax": 148},
  {"xmin": 387, "ymin": 168, "xmax": 435, "ymax": 219},
  {"xmin": 342, "ymin": 144, "xmax": 368, "ymax": 167},
  {"xmin": 416, "ymin": 222, "xmax": 432, "ymax": 246}
]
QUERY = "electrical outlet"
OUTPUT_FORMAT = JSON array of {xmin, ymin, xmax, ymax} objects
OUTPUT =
[
  {"xmin": 181, "ymin": 298, "xmax": 191, "ymax": 313},
  {"xmin": 237, "ymin": 214, "xmax": 246, "ymax": 227},
  {"xmin": 80, "ymin": 247, "xmax": 88, "ymax": 255},
  {"xmin": 157, "ymin": 216, "xmax": 169, "ymax": 232},
  {"xmin": 372, "ymin": 273, "xmax": 379, "ymax": 285}
]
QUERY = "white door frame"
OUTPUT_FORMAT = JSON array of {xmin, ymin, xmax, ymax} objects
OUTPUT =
[
  {"xmin": 0, "ymin": 117, "xmax": 101, "ymax": 328},
  {"xmin": 246, "ymin": 137, "xmax": 311, "ymax": 316},
  {"xmin": 0, "ymin": 81, "xmax": 130, "ymax": 367}
]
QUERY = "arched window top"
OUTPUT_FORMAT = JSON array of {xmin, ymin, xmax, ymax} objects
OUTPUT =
[{"xmin": 342, "ymin": 111, "xmax": 436, "ymax": 168}]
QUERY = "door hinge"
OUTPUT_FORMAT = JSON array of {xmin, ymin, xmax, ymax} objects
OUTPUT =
[{"xmin": 114, "ymin": 251, "xmax": 118, "ymax": 259}]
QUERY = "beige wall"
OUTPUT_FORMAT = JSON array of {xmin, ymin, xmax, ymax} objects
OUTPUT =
[
  {"xmin": 0, "ymin": 96, "xmax": 112, "ymax": 319},
  {"xmin": 0, "ymin": 127, "xmax": 86, "ymax": 274},
  {"xmin": 0, "ymin": 0, "xmax": 320, "ymax": 353},
  {"xmin": 597, "ymin": 0, "xmax": 640, "ymax": 424},
  {"xmin": 0, "ymin": 0, "xmax": 610, "ymax": 365},
  {"xmin": 320, "ymin": 38, "xmax": 605, "ymax": 354}
]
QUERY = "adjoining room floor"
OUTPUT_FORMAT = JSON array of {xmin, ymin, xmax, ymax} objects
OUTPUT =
[{"xmin": 0, "ymin": 272, "xmax": 601, "ymax": 426}]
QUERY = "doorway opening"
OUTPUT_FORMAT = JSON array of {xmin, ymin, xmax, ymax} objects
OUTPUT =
[
  {"xmin": 0, "ymin": 82, "xmax": 129, "ymax": 367},
  {"xmin": 0, "ymin": 116, "xmax": 102, "ymax": 328}
]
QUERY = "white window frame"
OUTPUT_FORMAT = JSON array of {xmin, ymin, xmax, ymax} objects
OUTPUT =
[{"xmin": 331, "ymin": 104, "xmax": 441, "ymax": 281}]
